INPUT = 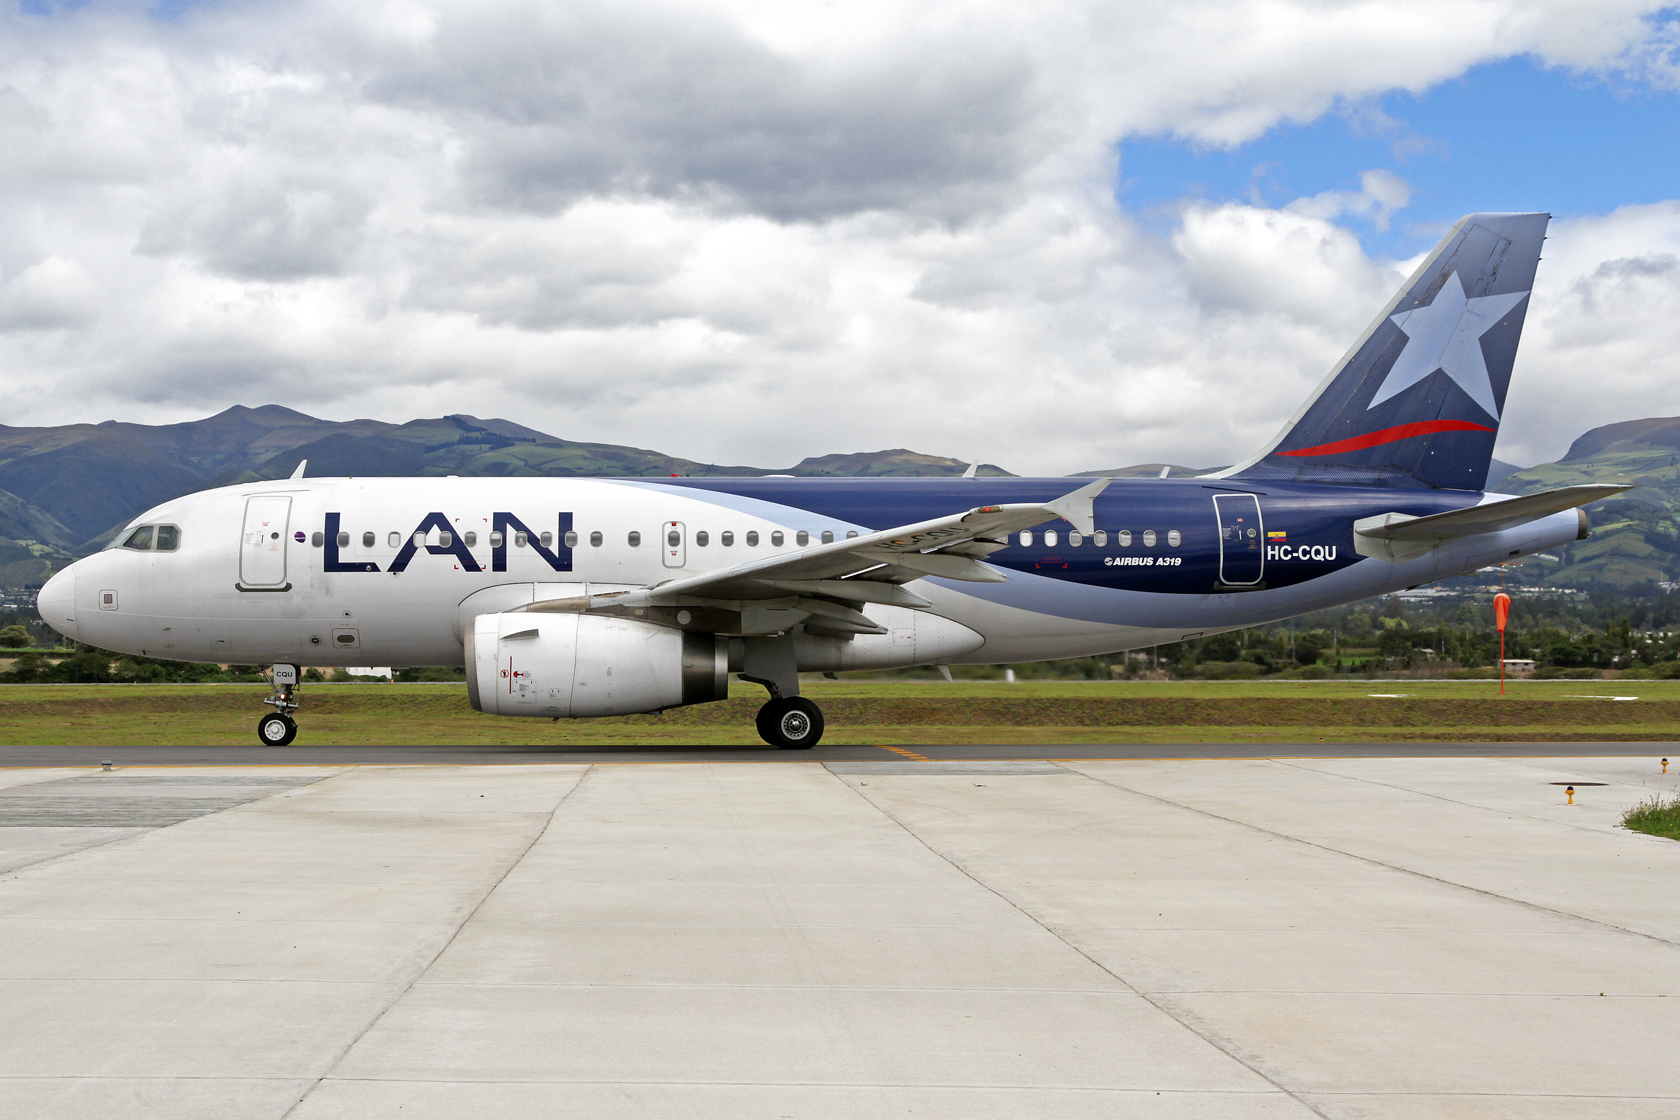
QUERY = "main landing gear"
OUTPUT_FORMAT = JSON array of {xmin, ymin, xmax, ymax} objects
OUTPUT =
[
  {"xmin": 756, "ymin": 697, "xmax": 824, "ymax": 750},
  {"xmin": 740, "ymin": 636, "xmax": 825, "ymax": 750},
  {"xmin": 258, "ymin": 663, "xmax": 300, "ymax": 746}
]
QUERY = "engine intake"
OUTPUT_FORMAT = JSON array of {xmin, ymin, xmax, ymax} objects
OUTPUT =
[{"xmin": 467, "ymin": 613, "xmax": 728, "ymax": 717}]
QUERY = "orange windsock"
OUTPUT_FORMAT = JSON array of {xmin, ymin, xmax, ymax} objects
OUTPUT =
[{"xmin": 1494, "ymin": 592, "xmax": 1511, "ymax": 632}]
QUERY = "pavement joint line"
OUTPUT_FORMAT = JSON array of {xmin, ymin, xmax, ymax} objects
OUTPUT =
[
  {"xmin": 1069, "ymin": 765, "xmax": 1680, "ymax": 951},
  {"xmin": 827, "ymin": 767, "xmax": 1335, "ymax": 1120},
  {"xmin": 277, "ymin": 763, "xmax": 595, "ymax": 1120},
  {"xmin": 394, "ymin": 981, "xmax": 1672, "ymax": 995},
  {"xmin": 287, "ymin": 1077, "xmax": 1288, "ymax": 1092},
  {"xmin": 1265, "ymin": 756, "xmax": 1655, "ymax": 839}
]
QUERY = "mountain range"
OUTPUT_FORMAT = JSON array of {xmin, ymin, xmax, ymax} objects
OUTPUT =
[{"xmin": 2, "ymin": 407, "xmax": 1677, "ymax": 590}]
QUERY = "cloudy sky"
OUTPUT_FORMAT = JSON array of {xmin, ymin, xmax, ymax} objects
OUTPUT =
[{"xmin": 2, "ymin": 0, "xmax": 1679, "ymax": 474}]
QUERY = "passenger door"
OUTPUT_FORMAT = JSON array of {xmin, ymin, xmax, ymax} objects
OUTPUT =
[
  {"xmin": 240, "ymin": 496, "xmax": 292, "ymax": 588},
  {"xmin": 1213, "ymin": 493, "xmax": 1263, "ymax": 587}
]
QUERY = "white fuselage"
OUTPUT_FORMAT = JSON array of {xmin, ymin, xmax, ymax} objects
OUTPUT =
[{"xmin": 37, "ymin": 476, "xmax": 1584, "ymax": 671}]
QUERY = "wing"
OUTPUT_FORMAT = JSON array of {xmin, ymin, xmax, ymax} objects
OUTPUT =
[
  {"xmin": 649, "ymin": 476, "xmax": 1109, "ymax": 598},
  {"xmin": 517, "ymin": 478, "xmax": 1111, "ymax": 635}
]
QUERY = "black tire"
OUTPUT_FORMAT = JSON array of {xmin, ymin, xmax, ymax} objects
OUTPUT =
[
  {"xmin": 757, "ymin": 697, "xmax": 824, "ymax": 750},
  {"xmin": 257, "ymin": 712, "xmax": 297, "ymax": 747}
]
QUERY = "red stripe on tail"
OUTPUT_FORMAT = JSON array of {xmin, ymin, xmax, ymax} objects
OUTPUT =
[{"xmin": 1277, "ymin": 419, "xmax": 1495, "ymax": 458}]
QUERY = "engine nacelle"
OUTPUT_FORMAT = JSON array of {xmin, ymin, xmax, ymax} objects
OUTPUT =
[{"xmin": 467, "ymin": 613, "xmax": 728, "ymax": 718}]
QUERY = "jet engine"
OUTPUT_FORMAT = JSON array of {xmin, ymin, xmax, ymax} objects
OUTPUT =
[{"xmin": 467, "ymin": 613, "xmax": 728, "ymax": 717}]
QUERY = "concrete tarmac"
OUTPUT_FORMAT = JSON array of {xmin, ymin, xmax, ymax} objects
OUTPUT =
[
  {"xmin": 0, "ymin": 754, "xmax": 1676, "ymax": 1118},
  {"xmin": 0, "ymin": 740, "xmax": 1671, "ymax": 765}
]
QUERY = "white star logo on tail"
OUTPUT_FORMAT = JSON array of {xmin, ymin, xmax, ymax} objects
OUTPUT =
[{"xmin": 1369, "ymin": 271, "xmax": 1529, "ymax": 419}]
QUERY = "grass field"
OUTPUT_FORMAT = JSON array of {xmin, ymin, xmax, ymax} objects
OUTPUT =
[{"xmin": 4, "ymin": 679, "xmax": 1680, "ymax": 746}]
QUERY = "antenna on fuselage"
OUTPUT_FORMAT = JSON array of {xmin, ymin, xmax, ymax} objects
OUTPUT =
[{"xmin": 289, "ymin": 459, "xmax": 307, "ymax": 480}]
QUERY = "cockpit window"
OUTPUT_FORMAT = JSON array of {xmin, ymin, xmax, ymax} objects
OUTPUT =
[{"xmin": 119, "ymin": 524, "xmax": 180, "ymax": 551}]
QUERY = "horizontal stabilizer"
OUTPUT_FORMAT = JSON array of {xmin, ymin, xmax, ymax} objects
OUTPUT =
[{"xmin": 1354, "ymin": 484, "xmax": 1629, "ymax": 562}]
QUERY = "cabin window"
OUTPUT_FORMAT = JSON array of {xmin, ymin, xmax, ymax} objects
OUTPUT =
[
  {"xmin": 362, "ymin": 531, "xmax": 375, "ymax": 548},
  {"xmin": 540, "ymin": 531, "xmax": 552, "ymax": 548},
  {"xmin": 746, "ymin": 531, "xmax": 759, "ymax": 546},
  {"xmin": 1167, "ymin": 530, "xmax": 1182, "ymax": 547},
  {"xmin": 696, "ymin": 530, "xmax": 709, "ymax": 546},
  {"xmin": 337, "ymin": 531, "xmax": 349, "ymax": 548},
  {"xmin": 514, "ymin": 531, "xmax": 527, "ymax": 548},
  {"xmin": 489, "ymin": 531, "xmax": 503, "ymax": 547},
  {"xmin": 122, "ymin": 526, "xmax": 153, "ymax": 550},
  {"xmin": 564, "ymin": 531, "xmax": 577, "ymax": 547},
  {"xmin": 412, "ymin": 532, "xmax": 426, "ymax": 547},
  {"xmin": 796, "ymin": 530, "xmax": 809, "ymax": 546},
  {"xmin": 1118, "ymin": 530, "xmax": 1132, "ymax": 547},
  {"xmin": 628, "ymin": 531, "xmax": 641, "ymax": 547},
  {"xmin": 388, "ymin": 531, "xmax": 400, "ymax": 548},
  {"xmin": 311, "ymin": 532, "xmax": 324, "ymax": 547},
  {"xmin": 590, "ymin": 531, "xmax": 603, "ymax": 547},
  {"xmin": 771, "ymin": 531, "xmax": 784, "ymax": 547},
  {"xmin": 721, "ymin": 530, "xmax": 734, "ymax": 546},
  {"xmin": 668, "ymin": 529, "xmax": 681, "ymax": 547},
  {"xmin": 1094, "ymin": 531, "xmax": 1107, "ymax": 547},
  {"xmin": 1143, "ymin": 530, "xmax": 1157, "ymax": 547},
  {"xmin": 1069, "ymin": 531, "xmax": 1083, "ymax": 547},
  {"xmin": 1044, "ymin": 530, "xmax": 1058, "ymax": 547},
  {"xmin": 846, "ymin": 530, "xmax": 858, "ymax": 539},
  {"xmin": 464, "ymin": 531, "xmax": 477, "ymax": 547},
  {"xmin": 438, "ymin": 531, "xmax": 453, "ymax": 547},
  {"xmin": 821, "ymin": 530, "xmax": 833, "ymax": 544},
  {"xmin": 1018, "ymin": 530, "xmax": 1032, "ymax": 547},
  {"xmin": 155, "ymin": 525, "xmax": 180, "ymax": 551}
]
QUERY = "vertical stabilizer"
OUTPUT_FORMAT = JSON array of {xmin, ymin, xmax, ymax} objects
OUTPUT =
[{"xmin": 1218, "ymin": 212, "xmax": 1548, "ymax": 490}]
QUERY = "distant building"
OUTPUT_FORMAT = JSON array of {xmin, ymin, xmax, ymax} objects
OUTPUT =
[{"xmin": 1502, "ymin": 659, "xmax": 1536, "ymax": 675}]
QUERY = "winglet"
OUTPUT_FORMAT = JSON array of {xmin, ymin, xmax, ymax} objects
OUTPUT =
[
  {"xmin": 289, "ymin": 459, "xmax": 307, "ymax": 480},
  {"xmin": 962, "ymin": 461, "xmax": 978, "ymax": 479},
  {"xmin": 1044, "ymin": 477, "xmax": 1111, "ymax": 535}
]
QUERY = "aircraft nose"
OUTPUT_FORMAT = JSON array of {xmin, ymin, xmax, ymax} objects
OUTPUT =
[{"xmin": 36, "ymin": 565, "xmax": 78, "ymax": 641}]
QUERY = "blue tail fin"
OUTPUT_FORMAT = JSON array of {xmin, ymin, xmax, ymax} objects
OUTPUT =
[{"xmin": 1219, "ymin": 212, "xmax": 1548, "ymax": 491}]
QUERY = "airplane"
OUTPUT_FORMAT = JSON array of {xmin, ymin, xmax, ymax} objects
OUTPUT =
[{"xmin": 35, "ymin": 212, "xmax": 1625, "ymax": 749}]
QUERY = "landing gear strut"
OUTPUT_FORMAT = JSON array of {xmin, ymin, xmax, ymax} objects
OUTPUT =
[
  {"xmin": 740, "ymin": 634, "xmax": 825, "ymax": 750},
  {"xmin": 258, "ymin": 663, "xmax": 300, "ymax": 746},
  {"xmin": 756, "ymin": 697, "xmax": 824, "ymax": 750}
]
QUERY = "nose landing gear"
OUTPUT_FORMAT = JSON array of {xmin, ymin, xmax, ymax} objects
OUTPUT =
[
  {"xmin": 258, "ymin": 711, "xmax": 297, "ymax": 746},
  {"xmin": 258, "ymin": 663, "xmax": 301, "ymax": 746}
]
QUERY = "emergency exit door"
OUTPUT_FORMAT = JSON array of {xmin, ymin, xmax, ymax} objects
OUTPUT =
[
  {"xmin": 662, "ymin": 521, "xmax": 686, "ymax": 568},
  {"xmin": 240, "ymin": 495, "xmax": 292, "ymax": 588},
  {"xmin": 1213, "ymin": 492, "xmax": 1263, "ymax": 586}
]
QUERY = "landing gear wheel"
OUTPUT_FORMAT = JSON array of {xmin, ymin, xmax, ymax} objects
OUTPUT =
[
  {"xmin": 257, "ymin": 712, "xmax": 297, "ymax": 746},
  {"xmin": 757, "ymin": 697, "xmax": 824, "ymax": 750}
]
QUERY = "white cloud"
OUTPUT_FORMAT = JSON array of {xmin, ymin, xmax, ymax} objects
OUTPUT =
[
  {"xmin": 0, "ymin": 256, "xmax": 103, "ymax": 330},
  {"xmin": 0, "ymin": 0, "xmax": 1676, "ymax": 474}
]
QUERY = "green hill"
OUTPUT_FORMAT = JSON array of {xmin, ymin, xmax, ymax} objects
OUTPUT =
[
  {"xmin": 1498, "ymin": 417, "xmax": 1680, "ymax": 588},
  {"xmin": 0, "ymin": 408, "xmax": 1014, "ymax": 584},
  {"xmin": 6, "ymin": 403, "xmax": 1677, "ymax": 593}
]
